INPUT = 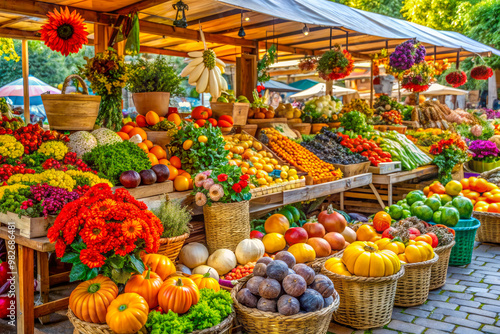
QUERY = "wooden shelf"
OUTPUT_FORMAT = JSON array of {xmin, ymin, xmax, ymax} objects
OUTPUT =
[{"xmin": 372, "ymin": 165, "xmax": 437, "ymax": 185}]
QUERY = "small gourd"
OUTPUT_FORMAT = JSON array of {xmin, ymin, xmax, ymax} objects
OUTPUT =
[
  {"xmin": 179, "ymin": 242, "xmax": 209, "ymax": 269},
  {"xmin": 235, "ymin": 239, "xmax": 265, "ymax": 265}
]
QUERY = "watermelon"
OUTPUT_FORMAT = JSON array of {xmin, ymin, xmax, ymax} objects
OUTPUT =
[
  {"xmin": 405, "ymin": 190, "xmax": 426, "ymax": 206},
  {"xmin": 451, "ymin": 196, "xmax": 473, "ymax": 219},
  {"xmin": 439, "ymin": 207, "xmax": 460, "ymax": 227}
]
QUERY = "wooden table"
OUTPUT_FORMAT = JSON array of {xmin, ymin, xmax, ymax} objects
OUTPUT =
[
  {"xmin": 371, "ymin": 165, "xmax": 438, "ymax": 206},
  {"xmin": 0, "ymin": 227, "xmax": 69, "ymax": 334}
]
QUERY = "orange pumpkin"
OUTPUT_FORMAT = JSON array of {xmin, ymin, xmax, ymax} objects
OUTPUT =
[
  {"xmin": 373, "ymin": 211, "xmax": 392, "ymax": 232},
  {"xmin": 124, "ymin": 268, "xmax": 163, "ymax": 308},
  {"xmin": 190, "ymin": 272, "xmax": 220, "ymax": 291},
  {"xmin": 142, "ymin": 253, "xmax": 176, "ymax": 280},
  {"xmin": 69, "ymin": 275, "xmax": 118, "ymax": 323},
  {"xmin": 106, "ymin": 293, "xmax": 149, "ymax": 334},
  {"xmin": 264, "ymin": 214, "xmax": 290, "ymax": 235},
  {"xmin": 167, "ymin": 113, "xmax": 182, "ymax": 126},
  {"xmin": 158, "ymin": 277, "xmax": 200, "ymax": 314}
]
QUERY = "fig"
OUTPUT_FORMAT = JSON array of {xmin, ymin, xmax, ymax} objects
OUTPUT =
[
  {"xmin": 119, "ymin": 170, "xmax": 141, "ymax": 188},
  {"xmin": 140, "ymin": 169, "xmax": 157, "ymax": 185}
]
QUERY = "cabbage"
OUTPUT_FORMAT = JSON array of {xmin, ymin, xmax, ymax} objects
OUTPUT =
[
  {"xmin": 68, "ymin": 131, "xmax": 98, "ymax": 158},
  {"xmin": 91, "ymin": 128, "xmax": 123, "ymax": 147}
]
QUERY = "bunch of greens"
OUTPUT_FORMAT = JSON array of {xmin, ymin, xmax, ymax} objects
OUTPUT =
[
  {"xmin": 170, "ymin": 122, "xmax": 228, "ymax": 175},
  {"xmin": 82, "ymin": 141, "xmax": 151, "ymax": 185},
  {"xmin": 151, "ymin": 199, "xmax": 191, "ymax": 238},
  {"xmin": 257, "ymin": 44, "xmax": 277, "ymax": 83},
  {"xmin": 146, "ymin": 289, "xmax": 233, "ymax": 334},
  {"xmin": 340, "ymin": 111, "xmax": 372, "ymax": 133},
  {"xmin": 126, "ymin": 55, "xmax": 185, "ymax": 96},
  {"xmin": 455, "ymin": 120, "xmax": 494, "ymax": 141}
]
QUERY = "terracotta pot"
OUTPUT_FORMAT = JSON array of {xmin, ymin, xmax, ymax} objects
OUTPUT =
[{"xmin": 132, "ymin": 92, "xmax": 170, "ymax": 116}]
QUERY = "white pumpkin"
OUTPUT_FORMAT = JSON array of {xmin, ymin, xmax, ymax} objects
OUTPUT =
[
  {"xmin": 175, "ymin": 264, "xmax": 192, "ymax": 275},
  {"xmin": 235, "ymin": 239, "xmax": 265, "ymax": 265},
  {"xmin": 192, "ymin": 265, "xmax": 220, "ymax": 280},
  {"xmin": 179, "ymin": 242, "xmax": 209, "ymax": 269},
  {"xmin": 207, "ymin": 249, "xmax": 237, "ymax": 275}
]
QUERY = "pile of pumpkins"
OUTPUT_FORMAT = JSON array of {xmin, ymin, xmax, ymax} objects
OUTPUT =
[
  {"xmin": 236, "ymin": 250, "xmax": 336, "ymax": 315},
  {"xmin": 176, "ymin": 239, "xmax": 266, "ymax": 281},
  {"xmin": 68, "ymin": 253, "xmax": 222, "ymax": 333},
  {"xmin": 260, "ymin": 206, "xmax": 356, "ymax": 263}
]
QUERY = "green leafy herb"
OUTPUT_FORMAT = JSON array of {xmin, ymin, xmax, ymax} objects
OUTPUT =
[{"xmin": 152, "ymin": 199, "xmax": 191, "ymax": 238}]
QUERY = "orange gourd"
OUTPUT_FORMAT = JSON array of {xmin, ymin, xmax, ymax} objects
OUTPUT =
[
  {"xmin": 414, "ymin": 234, "xmax": 433, "ymax": 246},
  {"xmin": 373, "ymin": 211, "xmax": 392, "ymax": 232},
  {"xmin": 69, "ymin": 275, "xmax": 118, "ymax": 323},
  {"xmin": 124, "ymin": 268, "xmax": 164, "ymax": 308},
  {"xmin": 142, "ymin": 253, "xmax": 176, "ymax": 280},
  {"xmin": 264, "ymin": 214, "xmax": 290, "ymax": 234},
  {"xmin": 158, "ymin": 277, "xmax": 200, "ymax": 314},
  {"xmin": 356, "ymin": 224, "xmax": 378, "ymax": 241},
  {"xmin": 146, "ymin": 111, "xmax": 160, "ymax": 126},
  {"xmin": 190, "ymin": 271, "xmax": 220, "ymax": 291},
  {"xmin": 106, "ymin": 293, "xmax": 149, "ymax": 334}
]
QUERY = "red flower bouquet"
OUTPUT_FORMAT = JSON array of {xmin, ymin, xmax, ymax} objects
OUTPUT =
[
  {"xmin": 429, "ymin": 135, "xmax": 469, "ymax": 184},
  {"xmin": 471, "ymin": 65, "xmax": 493, "ymax": 80},
  {"xmin": 317, "ymin": 45, "xmax": 354, "ymax": 81},
  {"xmin": 47, "ymin": 183, "xmax": 163, "ymax": 283},
  {"xmin": 446, "ymin": 70, "xmax": 467, "ymax": 88}
]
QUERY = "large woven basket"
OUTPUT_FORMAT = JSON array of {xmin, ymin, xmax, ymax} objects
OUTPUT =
[
  {"xmin": 306, "ymin": 249, "xmax": 345, "ymax": 273},
  {"xmin": 203, "ymin": 201, "xmax": 250, "ymax": 253},
  {"xmin": 430, "ymin": 241, "xmax": 456, "ymax": 290},
  {"xmin": 231, "ymin": 275, "xmax": 339, "ymax": 334},
  {"xmin": 321, "ymin": 257, "xmax": 405, "ymax": 329},
  {"xmin": 474, "ymin": 211, "xmax": 500, "ymax": 244},
  {"xmin": 68, "ymin": 308, "xmax": 234, "ymax": 334},
  {"xmin": 158, "ymin": 231, "xmax": 190, "ymax": 261},
  {"xmin": 394, "ymin": 254, "xmax": 439, "ymax": 307}
]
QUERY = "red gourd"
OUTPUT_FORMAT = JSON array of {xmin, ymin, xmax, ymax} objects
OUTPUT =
[{"xmin": 318, "ymin": 205, "xmax": 346, "ymax": 233}]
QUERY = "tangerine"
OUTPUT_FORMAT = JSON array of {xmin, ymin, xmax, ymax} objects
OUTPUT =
[
  {"xmin": 183, "ymin": 139, "xmax": 193, "ymax": 150},
  {"xmin": 488, "ymin": 203, "xmax": 500, "ymax": 213},
  {"xmin": 167, "ymin": 113, "xmax": 182, "ymax": 126},
  {"xmin": 136, "ymin": 115, "xmax": 147, "ymax": 127},
  {"xmin": 124, "ymin": 121, "xmax": 137, "ymax": 128},
  {"xmin": 129, "ymin": 128, "xmax": 147, "ymax": 141},
  {"xmin": 468, "ymin": 177, "xmax": 478, "ymax": 191},
  {"xmin": 167, "ymin": 165, "xmax": 179, "ymax": 180},
  {"xmin": 137, "ymin": 143, "xmax": 149, "ymax": 153},
  {"xmin": 174, "ymin": 175, "xmax": 190, "ymax": 191},
  {"xmin": 487, "ymin": 182, "xmax": 498, "ymax": 191},
  {"xmin": 158, "ymin": 159, "xmax": 170, "ymax": 165},
  {"xmin": 169, "ymin": 156, "xmax": 181, "ymax": 169},
  {"xmin": 120, "ymin": 125, "xmax": 134, "ymax": 134},
  {"xmin": 116, "ymin": 132, "xmax": 130, "ymax": 140},
  {"xmin": 143, "ymin": 140, "xmax": 154, "ymax": 149},
  {"xmin": 460, "ymin": 178, "xmax": 469, "ymax": 190},
  {"xmin": 146, "ymin": 111, "xmax": 160, "ymax": 126},
  {"xmin": 147, "ymin": 153, "xmax": 159, "ymax": 166},
  {"xmin": 150, "ymin": 146, "xmax": 166, "ymax": 159},
  {"xmin": 474, "ymin": 178, "xmax": 489, "ymax": 193}
]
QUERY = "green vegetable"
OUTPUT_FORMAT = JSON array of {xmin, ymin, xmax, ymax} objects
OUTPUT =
[
  {"xmin": 340, "ymin": 111, "xmax": 373, "ymax": 133},
  {"xmin": 83, "ymin": 141, "xmax": 152, "ymax": 185}
]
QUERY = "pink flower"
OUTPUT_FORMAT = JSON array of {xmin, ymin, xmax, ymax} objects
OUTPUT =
[
  {"xmin": 194, "ymin": 173, "xmax": 207, "ymax": 187},
  {"xmin": 232, "ymin": 183, "xmax": 242, "ymax": 193},
  {"xmin": 195, "ymin": 192, "xmax": 207, "ymax": 206},
  {"xmin": 209, "ymin": 184, "xmax": 224, "ymax": 201},
  {"xmin": 202, "ymin": 170, "xmax": 212, "ymax": 176},
  {"xmin": 218, "ymin": 174, "xmax": 228, "ymax": 182},
  {"xmin": 203, "ymin": 178, "xmax": 215, "ymax": 190}
]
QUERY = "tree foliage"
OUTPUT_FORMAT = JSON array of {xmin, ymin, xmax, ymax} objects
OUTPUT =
[{"xmin": 331, "ymin": 0, "xmax": 404, "ymax": 18}]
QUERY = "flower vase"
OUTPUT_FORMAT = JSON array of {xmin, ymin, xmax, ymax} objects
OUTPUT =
[
  {"xmin": 203, "ymin": 201, "xmax": 250, "ymax": 253},
  {"xmin": 96, "ymin": 94, "xmax": 123, "ymax": 131},
  {"xmin": 484, "ymin": 161, "xmax": 496, "ymax": 172}
]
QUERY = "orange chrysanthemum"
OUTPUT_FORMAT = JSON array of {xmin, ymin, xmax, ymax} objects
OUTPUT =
[
  {"xmin": 121, "ymin": 218, "xmax": 143, "ymax": 239},
  {"xmin": 39, "ymin": 7, "xmax": 88, "ymax": 56}
]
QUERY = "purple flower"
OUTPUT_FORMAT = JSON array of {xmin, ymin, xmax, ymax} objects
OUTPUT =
[{"xmin": 469, "ymin": 140, "xmax": 499, "ymax": 161}]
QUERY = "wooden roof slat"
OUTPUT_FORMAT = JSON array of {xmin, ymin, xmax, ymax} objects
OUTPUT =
[
  {"xmin": 114, "ymin": 0, "xmax": 172, "ymax": 15},
  {"xmin": 0, "ymin": 16, "xmax": 29, "ymax": 28},
  {"xmin": 186, "ymin": 8, "xmax": 247, "ymax": 25},
  {"xmin": 215, "ymin": 18, "xmax": 288, "ymax": 34},
  {"xmin": 256, "ymin": 26, "xmax": 329, "ymax": 41}
]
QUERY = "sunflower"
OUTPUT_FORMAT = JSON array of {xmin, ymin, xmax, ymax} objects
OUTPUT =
[
  {"xmin": 39, "ymin": 7, "xmax": 88, "ymax": 56},
  {"xmin": 122, "ymin": 218, "xmax": 143, "ymax": 239},
  {"xmin": 79, "ymin": 249, "xmax": 106, "ymax": 269}
]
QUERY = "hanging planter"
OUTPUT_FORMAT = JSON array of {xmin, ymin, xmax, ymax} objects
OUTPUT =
[
  {"xmin": 317, "ymin": 45, "xmax": 354, "ymax": 81},
  {"xmin": 471, "ymin": 65, "xmax": 494, "ymax": 80},
  {"xmin": 401, "ymin": 62, "xmax": 433, "ymax": 93},
  {"xmin": 388, "ymin": 39, "xmax": 426, "ymax": 74},
  {"xmin": 298, "ymin": 57, "xmax": 318, "ymax": 72},
  {"xmin": 446, "ymin": 70, "xmax": 467, "ymax": 88}
]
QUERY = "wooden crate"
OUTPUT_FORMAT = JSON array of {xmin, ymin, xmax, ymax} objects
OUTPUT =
[
  {"xmin": 332, "ymin": 161, "xmax": 370, "ymax": 178},
  {"xmin": 0, "ymin": 212, "xmax": 55, "ymax": 238},
  {"xmin": 368, "ymin": 162, "xmax": 402, "ymax": 174},
  {"xmin": 287, "ymin": 118, "xmax": 302, "ymax": 124},
  {"xmin": 112, "ymin": 181, "xmax": 174, "ymax": 199},
  {"xmin": 211, "ymin": 102, "xmax": 250, "ymax": 126},
  {"xmin": 185, "ymin": 221, "xmax": 206, "ymax": 245},
  {"xmin": 238, "ymin": 124, "xmax": 258, "ymax": 137},
  {"xmin": 143, "ymin": 130, "xmax": 171, "ymax": 150},
  {"xmin": 247, "ymin": 118, "xmax": 288, "ymax": 128},
  {"xmin": 373, "ymin": 125, "xmax": 407, "ymax": 134},
  {"xmin": 289, "ymin": 122, "xmax": 311, "ymax": 135}
]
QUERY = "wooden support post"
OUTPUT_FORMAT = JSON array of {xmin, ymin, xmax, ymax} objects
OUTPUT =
[
  {"xmin": 326, "ymin": 80, "xmax": 333, "ymax": 96},
  {"xmin": 37, "ymin": 252, "xmax": 50, "ymax": 324},
  {"xmin": 94, "ymin": 23, "xmax": 111, "ymax": 54},
  {"xmin": 18, "ymin": 245, "xmax": 35, "ymax": 334},
  {"xmin": 369, "ymin": 59, "xmax": 374, "ymax": 108},
  {"xmin": 21, "ymin": 39, "xmax": 29, "ymax": 124},
  {"xmin": 236, "ymin": 46, "xmax": 257, "ymax": 101}
]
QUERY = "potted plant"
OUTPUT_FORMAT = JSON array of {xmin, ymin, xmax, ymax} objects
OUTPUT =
[
  {"xmin": 127, "ymin": 56, "xmax": 185, "ymax": 116},
  {"xmin": 429, "ymin": 135, "xmax": 470, "ymax": 184},
  {"xmin": 468, "ymin": 139, "xmax": 500, "ymax": 172},
  {"xmin": 151, "ymin": 197, "xmax": 192, "ymax": 261},
  {"xmin": 193, "ymin": 165, "xmax": 252, "ymax": 253}
]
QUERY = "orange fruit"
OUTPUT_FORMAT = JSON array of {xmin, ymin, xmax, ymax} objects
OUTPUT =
[
  {"xmin": 177, "ymin": 169, "xmax": 185, "ymax": 175},
  {"xmin": 475, "ymin": 205, "xmax": 488, "ymax": 212},
  {"xmin": 170, "ymin": 156, "xmax": 181, "ymax": 169},
  {"xmin": 116, "ymin": 132, "xmax": 130, "ymax": 140},
  {"xmin": 475, "ymin": 200, "xmax": 489, "ymax": 208},
  {"xmin": 136, "ymin": 115, "xmax": 147, "ymax": 127},
  {"xmin": 228, "ymin": 160, "xmax": 238, "ymax": 166},
  {"xmin": 143, "ymin": 140, "xmax": 154, "ymax": 149},
  {"xmin": 167, "ymin": 165, "xmax": 178, "ymax": 181},
  {"xmin": 150, "ymin": 146, "xmax": 166, "ymax": 159},
  {"xmin": 241, "ymin": 167, "xmax": 248, "ymax": 174},
  {"xmin": 468, "ymin": 177, "xmax": 478, "ymax": 191},
  {"xmin": 475, "ymin": 178, "xmax": 489, "ymax": 193},
  {"xmin": 465, "ymin": 191, "xmax": 480, "ymax": 200},
  {"xmin": 491, "ymin": 193, "xmax": 500, "ymax": 203},
  {"xmin": 159, "ymin": 117, "xmax": 165, "ymax": 122},
  {"xmin": 147, "ymin": 153, "xmax": 159, "ymax": 166},
  {"xmin": 188, "ymin": 177, "xmax": 193, "ymax": 190},
  {"xmin": 120, "ymin": 125, "xmax": 134, "ymax": 134},
  {"xmin": 180, "ymin": 172, "xmax": 191, "ymax": 179},
  {"xmin": 129, "ymin": 128, "xmax": 147, "ymax": 141},
  {"xmin": 146, "ymin": 111, "xmax": 160, "ymax": 126},
  {"xmin": 137, "ymin": 142, "xmax": 149, "ymax": 153},
  {"xmin": 487, "ymin": 182, "xmax": 498, "ymax": 191},
  {"xmin": 183, "ymin": 140, "xmax": 193, "ymax": 150},
  {"xmin": 460, "ymin": 178, "xmax": 469, "ymax": 190},
  {"xmin": 241, "ymin": 161, "xmax": 250, "ymax": 169},
  {"xmin": 247, "ymin": 167, "xmax": 257, "ymax": 175},
  {"xmin": 423, "ymin": 186, "xmax": 430, "ymax": 196},
  {"xmin": 174, "ymin": 175, "xmax": 190, "ymax": 191},
  {"xmin": 167, "ymin": 113, "xmax": 182, "ymax": 126},
  {"xmin": 491, "ymin": 189, "xmax": 500, "ymax": 195},
  {"xmin": 158, "ymin": 159, "xmax": 170, "ymax": 165},
  {"xmin": 488, "ymin": 203, "xmax": 500, "ymax": 213},
  {"xmin": 124, "ymin": 121, "xmax": 137, "ymax": 128}
]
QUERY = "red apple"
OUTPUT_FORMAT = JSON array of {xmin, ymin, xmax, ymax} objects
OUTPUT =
[
  {"xmin": 250, "ymin": 230, "xmax": 264, "ymax": 240},
  {"xmin": 408, "ymin": 227, "xmax": 421, "ymax": 237},
  {"xmin": 382, "ymin": 227, "xmax": 397, "ymax": 240},
  {"xmin": 303, "ymin": 222, "xmax": 326, "ymax": 238},
  {"xmin": 284, "ymin": 227, "xmax": 308, "ymax": 246}
]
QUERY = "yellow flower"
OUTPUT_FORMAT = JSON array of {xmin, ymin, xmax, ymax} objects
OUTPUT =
[
  {"xmin": 7, "ymin": 169, "xmax": 75, "ymax": 191},
  {"xmin": 0, "ymin": 135, "xmax": 24, "ymax": 159},
  {"xmin": 65, "ymin": 170, "xmax": 113, "ymax": 187},
  {"xmin": 0, "ymin": 184, "xmax": 29, "ymax": 200},
  {"xmin": 38, "ymin": 141, "xmax": 68, "ymax": 160}
]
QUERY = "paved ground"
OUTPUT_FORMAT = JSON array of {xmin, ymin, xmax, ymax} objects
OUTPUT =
[{"xmin": 1, "ymin": 242, "xmax": 499, "ymax": 334}]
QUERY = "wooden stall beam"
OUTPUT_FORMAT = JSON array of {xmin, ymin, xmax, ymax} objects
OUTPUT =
[
  {"xmin": 22, "ymin": 39, "xmax": 29, "ymax": 124},
  {"xmin": 140, "ymin": 45, "xmax": 188, "ymax": 57},
  {"xmin": 0, "ymin": 27, "xmax": 40, "ymax": 40},
  {"xmin": 256, "ymin": 26, "xmax": 330, "ymax": 41},
  {"xmin": 0, "ymin": 16, "xmax": 29, "ymax": 28},
  {"xmin": 282, "ymin": 32, "xmax": 366, "ymax": 47},
  {"xmin": 216, "ymin": 18, "xmax": 288, "ymax": 34},
  {"xmin": 186, "ymin": 9, "xmax": 249, "ymax": 26},
  {"xmin": 114, "ymin": 0, "xmax": 172, "ymax": 15}
]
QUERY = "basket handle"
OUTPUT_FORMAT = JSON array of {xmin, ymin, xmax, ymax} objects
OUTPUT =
[{"xmin": 61, "ymin": 74, "xmax": 89, "ymax": 95}]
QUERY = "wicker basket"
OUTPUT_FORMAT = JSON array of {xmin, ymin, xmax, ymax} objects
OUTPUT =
[
  {"xmin": 430, "ymin": 241, "xmax": 456, "ymax": 290},
  {"xmin": 203, "ymin": 201, "xmax": 250, "ymax": 253},
  {"xmin": 42, "ymin": 75, "xmax": 101, "ymax": 131},
  {"xmin": 321, "ymin": 261, "xmax": 404, "ymax": 330},
  {"xmin": 394, "ymin": 254, "xmax": 439, "ymax": 307},
  {"xmin": 158, "ymin": 231, "xmax": 190, "ymax": 261},
  {"xmin": 231, "ymin": 275, "xmax": 339, "ymax": 334},
  {"xmin": 474, "ymin": 211, "xmax": 500, "ymax": 244},
  {"xmin": 306, "ymin": 249, "xmax": 345, "ymax": 273},
  {"xmin": 68, "ymin": 308, "xmax": 234, "ymax": 334}
]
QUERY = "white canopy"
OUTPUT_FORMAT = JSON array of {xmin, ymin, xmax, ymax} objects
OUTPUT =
[
  {"xmin": 414, "ymin": 83, "xmax": 468, "ymax": 96},
  {"xmin": 290, "ymin": 83, "xmax": 358, "ymax": 100}
]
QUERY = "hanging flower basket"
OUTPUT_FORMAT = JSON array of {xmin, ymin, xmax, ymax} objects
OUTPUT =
[
  {"xmin": 389, "ymin": 39, "xmax": 426, "ymax": 73},
  {"xmin": 471, "ymin": 65, "xmax": 494, "ymax": 80},
  {"xmin": 446, "ymin": 70, "xmax": 467, "ymax": 88},
  {"xmin": 298, "ymin": 57, "xmax": 318, "ymax": 72},
  {"xmin": 317, "ymin": 45, "xmax": 354, "ymax": 81},
  {"xmin": 401, "ymin": 62, "xmax": 433, "ymax": 93}
]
